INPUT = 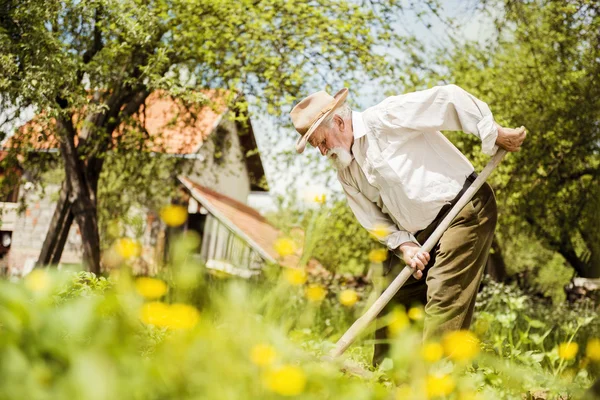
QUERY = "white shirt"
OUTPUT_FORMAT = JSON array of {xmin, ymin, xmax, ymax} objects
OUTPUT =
[{"xmin": 337, "ymin": 84, "xmax": 498, "ymax": 250}]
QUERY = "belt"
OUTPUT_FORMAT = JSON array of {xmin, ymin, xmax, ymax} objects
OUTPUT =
[{"xmin": 415, "ymin": 171, "xmax": 478, "ymax": 239}]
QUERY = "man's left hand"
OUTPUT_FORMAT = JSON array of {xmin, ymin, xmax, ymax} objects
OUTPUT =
[{"xmin": 495, "ymin": 123, "xmax": 527, "ymax": 152}]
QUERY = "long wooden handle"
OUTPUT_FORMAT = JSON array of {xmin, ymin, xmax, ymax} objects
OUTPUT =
[{"xmin": 329, "ymin": 149, "xmax": 508, "ymax": 359}]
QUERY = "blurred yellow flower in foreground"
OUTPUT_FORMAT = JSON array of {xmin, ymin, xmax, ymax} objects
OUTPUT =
[
  {"xmin": 263, "ymin": 365, "xmax": 307, "ymax": 396},
  {"xmin": 305, "ymin": 285, "xmax": 327, "ymax": 302},
  {"xmin": 115, "ymin": 238, "xmax": 141, "ymax": 259},
  {"xmin": 369, "ymin": 224, "xmax": 390, "ymax": 240},
  {"xmin": 421, "ymin": 342, "xmax": 444, "ymax": 363},
  {"xmin": 140, "ymin": 302, "xmax": 200, "ymax": 330},
  {"xmin": 586, "ymin": 338, "xmax": 600, "ymax": 361},
  {"xmin": 388, "ymin": 307, "xmax": 410, "ymax": 336},
  {"xmin": 442, "ymin": 330, "xmax": 480, "ymax": 361},
  {"xmin": 284, "ymin": 268, "xmax": 307, "ymax": 285},
  {"xmin": 274, "ymin": 238, "xmax": 297, "ymax": 257},
  {"xmin": 135, "ymin": 277, "xmax": 168, "ymax": 300},
  {"xmin": 368, "ymin": 248, "xmax": 387, "ymax": 263},
  {"xmin": 140, "ymin": 302, "xmax": 170, "ymax": 327},
  {"xmin": 25, "ymin": 269, "xmax": 51, "ymax": 293},
  {"xmin": 168, "ymin": 303, "xmax": 200, "ymax": 330},
  {"xmin": 558, "ymin": 342, "xmax": 578, "ymax": 360},
  {"xmin": 408, "ymin": 306, "xmax": 424, "ymax": 321},
  {"xmin": 250, "ymin": 344, "xmax": 277, "ymax": 367},
  {"xmin": 339, "ymin": 289, "xmax": 358, "ymax": 307},
  {"xmin": 426, "ymin": 374, "xmax": 455, "ymax": 397},
  {"xmin": 160, "ymin": 205, "xmax": 188, "ymax": 227}
]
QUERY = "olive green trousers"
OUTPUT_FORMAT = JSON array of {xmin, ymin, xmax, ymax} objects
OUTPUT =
[{"xmin": 373, "ymin": 182, "xmax": 497, "ymax": 367}]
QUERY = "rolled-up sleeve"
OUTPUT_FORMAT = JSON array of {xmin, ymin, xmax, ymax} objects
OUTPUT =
[
  {"xmin": 339, "ymin": 178, "xmax": 419, "ymax": 250},
  {"xmin": 385, "ymin": 84, "xmax": 499, "ymax": 155}
]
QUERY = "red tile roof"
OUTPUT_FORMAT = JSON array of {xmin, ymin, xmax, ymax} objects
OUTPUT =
[
  {"xmin": 180, "ymin": 176, "xmax": 300, "ymax": 269},
  {"xmin": 4, "ymin": 90, "xmax": 229, "ymax": 155}
]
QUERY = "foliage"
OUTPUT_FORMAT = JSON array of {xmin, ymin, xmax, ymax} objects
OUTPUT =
[
  {"xmin": 0, "ymin": 0, "xmax": 417, "ymax": 271},
  {"xmin": 427, "ymin": 0, "xmax": 600, "ymax": 277},
  {"xmin": 1, "ymin": 235, "xmax": 598, "ymax": 399}
]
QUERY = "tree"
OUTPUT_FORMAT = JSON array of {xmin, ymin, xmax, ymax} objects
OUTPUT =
[
  {"xmin": 0, "ymin": 0, "xmax": 415, "ymax": 273},
  {"xmin": 430, "ymin": 0, "xmax": 600, "ymax": 277}
]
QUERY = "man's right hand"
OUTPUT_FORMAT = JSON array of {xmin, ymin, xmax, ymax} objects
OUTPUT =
[
  {"xmin": 495, "ymin": 123, "xmax": 527, "ymax": 152},
  {"xmin": 397, "ymin": 242, "xmax": 430, "ymax": 280}
]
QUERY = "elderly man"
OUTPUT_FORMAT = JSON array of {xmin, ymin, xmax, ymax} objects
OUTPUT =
[{"xmin": 290, "ymin": 85, "xmax": 526, "ymax": 366}]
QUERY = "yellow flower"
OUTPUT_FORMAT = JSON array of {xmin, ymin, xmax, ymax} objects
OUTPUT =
[
  {"xmin": 558, "ymin": 342, "xmax": 579, "ymax": 360},
  {"xmin": 167, "ymin": 303, "xmax": 201, "ymax": 330},
  {"xmin": 426, "ymin": 374, "xmax": 455, "ymax": 398},
  {"xmin": 368, "ymin": 248, "xmax": 388, "ymax": 263},
  {"xmin": 115, "ymin": 238, "xmax": 141, "ymax": 259},
  {"xmin": 408, "ymin": 306, "xmax": 424, "ymax": 321},
  {"xmin": 160, "ymin": 205, "xmax": 188, "ymax": 227},
  {"xmin": 369, "ymin": 224, "xmax": 390, "ymax": 240},
  {"xmin": 442, "ymin": 330, "xmax": 480, "ymax": 361},
  {"xmin": 421, "ymin": 342, "xmax": 444, "ymax": 363},
  {"xmin": 586, "ymin": 338, "xmax": 600, "ymax": 361},
  {"xmin": 24, "ymin": 269, "xmax": 51, "ymax": 293},
  {"xmin": 284, "ymin": 268, "xmax": 307, "ymax": 285},
  {"xmin": 140, "ymin": 302, "xmax": 170, "ymax": 327},
  {"xmin": 140, "ymin": 302, "xmax": 200, "ymax": 330},
  {"xmin": 274, "ymin": 237, "xmax": 297, "ymax": 257},
  {"xmin": 250, "ymin": 344, "xmax": 277, "ymax": 367},
  {"xmin": 305, "ymin": 285, "xmax": 327, "ymax": 302},
  {"xmin": 135, "ymin": 277, "xmax": 168, "ymax": 299},
  {"xmin": 395, "ymin": 384, "xmax": 412, "ymax": 399},
  {"xmin": 388, "ymin": 307, "xmax": 410, "ymax": 336},
  {"xmin": 263, "ymin": 364, "xmax": 307, "ymax": 396},
  {"xmin": 339, "ymin": 289, "xmax": 358, "ymax": 307},
  {"xmin": 313, "ymin": 194, "xmax": 326, "ymax": 204}
]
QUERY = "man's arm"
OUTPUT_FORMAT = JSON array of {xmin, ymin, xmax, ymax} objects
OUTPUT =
[
  {"xmin": 384, "ymin": 84, "xmax": 500, "ymax": 155},
  {"xmin": 340, "ymin": 179, "xmax": 429, "ymax": 279}
]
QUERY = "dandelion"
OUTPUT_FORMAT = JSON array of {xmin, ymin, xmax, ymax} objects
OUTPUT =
[
  {"xmin": 274, "ymin": 238, "xmax": 297, "ymax": 257},
  {"xmin": 263, "ymin": 365, "xmax": 307, "ymax": 396},
  {"xmin": 160, "ymin": 204, "xmax": 188, "ymax": 227},
  {"xmin": 408, "ymin": 306, "xmax": 424, "ymax": 321},
  {"xmin": 442, "ymin": 330, "xmax": 480, "ymax": 361},
  {"xmin": 115, "ymin": 238, "xmax": 141, "ymax": 259},
  {"xmin": 421, "ymin": 342, "xmax": 444, "ymax": 363},
  {"xmin": 135, "ymin": 277, "xmax": 168, "ymax": 300},
  {"xmin": 140, "ymin": 302, "xmax": 170, "ymax": 327},
  {"xmin": 284, "ymin": 268, "xmax": 307, "ymax": 285},
  {"xmin": 313, "ymin": 194, "xmax": 326, "ymax": 204},
  {"xmin": 426, "ymin": 374, "xmax": 455, "ymax": 398},
  {"xmin": 24, "ymin": 269, "xmax": 51, "ymax": 293},
  {"xmin": 586, "ymin": 338, "xmax": 600, "ymax": 361},
  {"xmin": 558, "ymin": 342, "xmax": 578, "ymax": 360},
  {"xmin": 305, "ymin": 285, "xmax": 327, "ymax": 302},
  {"xmin": 250, "ymin": 344, "xmax": 277, "ymax": 367},
  {"xmin": 167, "ymin": 303, "xmax": 201, "ymax": 330},
  {"xmin": 388, "ymin": 307, "xmax": 410, "ymax": 336},
  {"xmin": 368, "ymin": 248, "xmax": 387, "ymax": 263},
  {"xmin": 339, "ymin": 289, "xmax": 358, "ymax": 307},
  {"xmin": 369, "ymin": 224, "xmax": 390, "ymax": 240}
]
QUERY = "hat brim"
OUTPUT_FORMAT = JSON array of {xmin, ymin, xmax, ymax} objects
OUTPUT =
[{"xmin": 295, "ymin": 88, "xmax": 349, "ymax": 154}]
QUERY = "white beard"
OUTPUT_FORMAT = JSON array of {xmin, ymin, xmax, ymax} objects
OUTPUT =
[{"xmin": 327, "ymin": 147, "xmax": 353, "ymax": 170}]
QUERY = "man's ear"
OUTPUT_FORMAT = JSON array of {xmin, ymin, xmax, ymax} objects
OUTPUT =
[{"xmin": 334, "ymin": 114, "xmax": 345, "ymax": 132}]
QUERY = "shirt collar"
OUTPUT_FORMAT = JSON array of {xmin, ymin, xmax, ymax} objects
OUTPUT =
[{"xmin": 352, "ymin": 111, "xmax": 367, "ymax": 139}]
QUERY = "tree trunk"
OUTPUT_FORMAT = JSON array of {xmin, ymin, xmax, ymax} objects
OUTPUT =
[
  {"xmin": 485, "ymin": 236, "xmax": 508, "ymax": 282},
  {"xmin": 36, "ymin": 181, "xmax": 75, "ymax": 267},
  {"xmin": 72, "ymin": 199, "xmax": 101, "ymax": 274}
]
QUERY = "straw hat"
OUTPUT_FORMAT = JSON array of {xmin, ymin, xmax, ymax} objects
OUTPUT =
[{"xmin": 290, "ymin": 88, "xmax": 349, "ymax": 153}]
